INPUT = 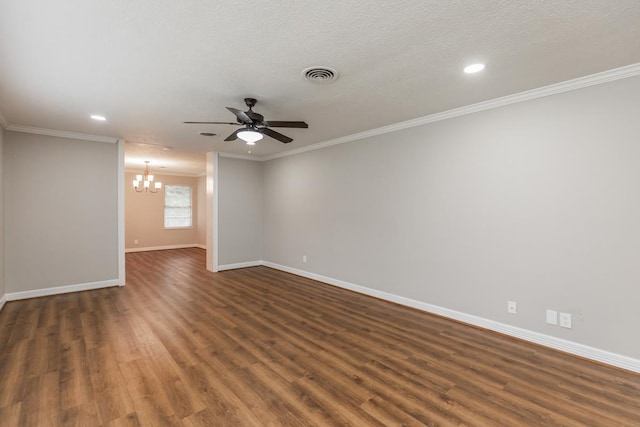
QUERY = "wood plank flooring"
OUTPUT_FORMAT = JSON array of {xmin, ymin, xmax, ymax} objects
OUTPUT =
[{"xmin": 1, "ymin": 248, "xmax": 639, "ymax": 426}]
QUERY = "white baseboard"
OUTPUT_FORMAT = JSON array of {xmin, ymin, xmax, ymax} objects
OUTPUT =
[
  {"xmin": 3, "ymin": 258, "xmax": 637, "ymax": 373},
  {"xmin": 125, "ymin": 244, "xmax": 204, "ymax": 253},
  {"xmin": 262, "ymin": 261, "xmax": 640, "ymax": 374},
  {"xmin": 5, "ymin": 279, "xmax": 121, "ymax": 302},
  {"xmin": 218, "ymin": 260, "xmax": 263, "ymax": 271}
]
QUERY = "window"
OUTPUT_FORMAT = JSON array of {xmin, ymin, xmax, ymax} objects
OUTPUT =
[{"xmin": 164, "ymin": 185, "xmax": 192, "ymax": 228}]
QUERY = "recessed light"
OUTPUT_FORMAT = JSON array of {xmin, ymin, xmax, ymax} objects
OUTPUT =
[
  {"xmin": 162, "ymin": 146, "xmax": 173, "ymax": 151},
  {"xmin": 464, "ymin": 63, "xmax": 485, "ymax": 74},
  {"xmin": 90, "ymin": 114, "xmax": 106, "ymax": 121}
]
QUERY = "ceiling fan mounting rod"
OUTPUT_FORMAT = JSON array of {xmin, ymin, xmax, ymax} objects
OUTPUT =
[{"xmin": 244, "ymin": 97, "xmax": 257, "ymax": 109}]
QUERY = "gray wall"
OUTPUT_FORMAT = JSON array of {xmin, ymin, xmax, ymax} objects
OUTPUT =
[
  {"xmin": 4, "ymin": 131, "xmax": 119, "ymax": 292},
  {"xmin": 218, "ymin": 157, "xmax": 263, "ymax": 265},
  {"xmin": 263, "ymin": 75, "xmax": 640, "ymax": 359},
  {"xmin": 0, "ymin": 127, "xmax": 4, "ymax": 300}
]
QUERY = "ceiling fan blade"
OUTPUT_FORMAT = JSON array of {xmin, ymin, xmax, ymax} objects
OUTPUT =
[
  {"xmin": 263, "ymin": 121, "xmax": 309, "ymax": 128},
  {"xmin": 261, "ymin": 127, "xmax": 293, "ymax": 143},
  {"xmin": 183, "ymin": 121, "xmax": 239, "ymax": 125},
  {"xmin": 246, "ymin": 110, "xmax": 264, "ymax": 122},
  {"xmin": 226, "ymin": 107, "xmax": 253, "ymax": 124},
  {"xmin": 224, "ymin": 129, "xmax": 241, "ymax": 141}
]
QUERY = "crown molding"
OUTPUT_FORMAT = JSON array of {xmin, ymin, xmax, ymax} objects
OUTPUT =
[
  {"xmin": 219, "ymin": 152, "xmax": 261, "ymax": 161},
  {"xmin": 5, "ymin": 124, "xmax": 119, "ymax": 143},
  {"xmin": 3, "ymin": 63, "xmax": 639, "ymax": 161},
  {"xmin": 124, "ymin": 168, "xmax": 204, "ymax": 178},
  {"xmin": 261, "ymin": 62, "xmax": 640, "ymax": 162}
]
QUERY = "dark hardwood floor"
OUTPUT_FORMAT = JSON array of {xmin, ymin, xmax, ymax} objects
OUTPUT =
[{"xmin": 1, "ymin": 248, "xmax": 639, "ymax": 426}]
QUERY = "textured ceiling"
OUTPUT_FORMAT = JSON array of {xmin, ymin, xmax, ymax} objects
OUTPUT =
[{"xmin": 1, "ymin": 1, "xmax": 640, "ymax": 174}]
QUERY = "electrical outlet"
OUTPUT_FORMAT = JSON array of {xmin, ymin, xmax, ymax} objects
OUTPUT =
[
  {"xmin": 507, "ymin": 301, "xmax": 517, "ymax": 314},
  {"xmin": 302, "ymin": 255, "xmax": 307, "ymax": 263},
  {"xmin": 559, "ymin": 312, "xmax": 572, "ymax": 329},
  {"xmin": 134, "ymin": 239, "xmax": 139, "ymax": 245},
  {"xmin": 546, "ymin": 309, "xmax": 558, "ymax": 325}
]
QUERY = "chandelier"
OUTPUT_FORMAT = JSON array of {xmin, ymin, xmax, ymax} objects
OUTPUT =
[{"xmin": 133, "ymin": 161, "xmax": 162, "ymax": 193}]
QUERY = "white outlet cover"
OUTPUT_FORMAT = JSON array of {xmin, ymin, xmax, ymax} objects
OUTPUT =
[
  {"xmin": 507, "ymin": 301, "xmax": 517, "ymax": 314},
  {"xmin": 546, "ymin": 309, "xmax": 558, "ymax": 325},
  {"xmin": 559, "ymin": 312, "xmax": 572, "ymax": 329}
]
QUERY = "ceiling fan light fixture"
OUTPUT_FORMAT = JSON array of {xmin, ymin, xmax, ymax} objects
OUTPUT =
[{"xmin": 237, "ymin": 129, "xmax": 263, "ymax": 144}]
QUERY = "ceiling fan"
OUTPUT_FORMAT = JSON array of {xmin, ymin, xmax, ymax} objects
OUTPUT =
[{"xmin": 184, "ymin": 98, "xmax": 308, "ymax": 144}]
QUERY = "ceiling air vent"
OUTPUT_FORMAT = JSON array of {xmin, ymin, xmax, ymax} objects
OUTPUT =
[{"xmin": 302, "ymin": 66, "xmax": 339, "ymax": 83}]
